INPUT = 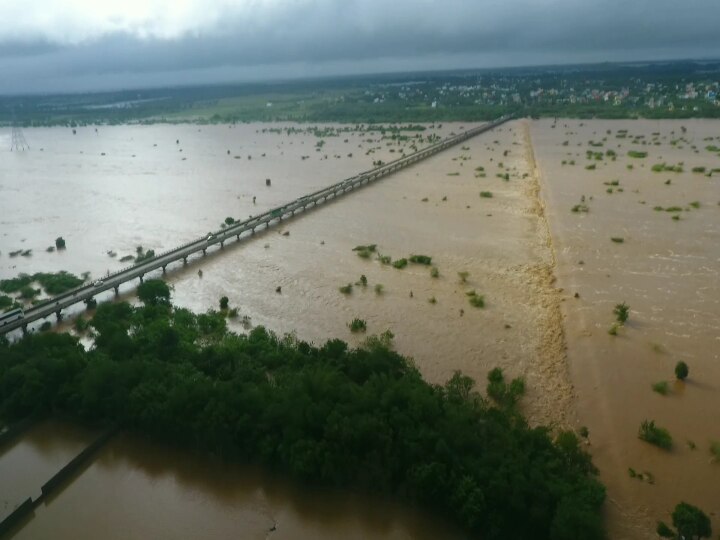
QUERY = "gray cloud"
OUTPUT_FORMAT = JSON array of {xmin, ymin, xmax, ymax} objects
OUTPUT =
[{"xmin": 1, "ymin": 0, "xmax": 719, "ymax": 94}]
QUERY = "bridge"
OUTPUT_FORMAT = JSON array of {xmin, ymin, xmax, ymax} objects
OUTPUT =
[{"xmin": 1, "ymin": 115, "xmax": 512, "ymax": 336}]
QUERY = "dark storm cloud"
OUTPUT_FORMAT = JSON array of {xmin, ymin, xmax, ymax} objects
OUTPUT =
[{"xmin": 1, "ymin": 0, "xmax": 719, "ymax": 93}]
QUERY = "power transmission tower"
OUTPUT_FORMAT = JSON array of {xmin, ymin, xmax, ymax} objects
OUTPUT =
[{"xmin": 11, "ymin": 125, "xmax": 29, "ymax": 151}]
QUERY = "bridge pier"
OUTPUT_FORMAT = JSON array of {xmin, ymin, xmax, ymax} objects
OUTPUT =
[
  {"xmin": 183, "ymin": 257, "xmax": 188, "ymax": 265},
  {"xmin": 162, "ymin": 265, "xmax": 167, "ymax": 274},
  {"xmin": 220, "ymin": 240, "xmax": 224, "ymax": 249},
  {"xmin": 139, "ymin": 275, "xmax": 144, "ymax": 284},
  {"xmin": 236, "ymin": 234, "xmax": 240, "ymax": 240},
  {"xmin": 202, "ymin": 249, "xmax": 207, "ymax": 256},
  {"xmin": 22, "ymin": 324, "xmax": 28, "ymax": 336},
  {"xmin": 114, "ymin": 285, "xmax": 119, "ymax": 296},
  {"xmin": 55, "ymin": 310, "xmax": 62, "ymax": 321}
]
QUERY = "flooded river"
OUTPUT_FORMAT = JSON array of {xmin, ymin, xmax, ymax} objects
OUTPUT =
[
  {"xmin": 5, "ymin": 426, "xmax": 462, "ymax": 540},
  {"xmin": 531, "ymin": 118, "xmax": 720, "ymax": 538}
]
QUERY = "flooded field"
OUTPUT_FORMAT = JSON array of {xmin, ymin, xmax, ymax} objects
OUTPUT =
[
  {"xmin": 1, "ymin": 120, "xmax": 569, "ymax": 537},
  {"xmin": 531, "ymin": 118, "xmax": 720, "ymax": 538},
  {"xmin": 0, "ymin": 121, "xmax": 570, "ymax": 424},
  {"xmin": 6, "ymin": 118, "xmax": 714, "ymax": 537},
  {"xmin": 9, "ymin": 432, "xmax": 462, "ymax": 540}
]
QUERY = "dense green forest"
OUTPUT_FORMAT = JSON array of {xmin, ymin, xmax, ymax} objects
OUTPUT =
[{"xmin": 0, "ymin": 281, "xmax": 605, "ymax": 539}]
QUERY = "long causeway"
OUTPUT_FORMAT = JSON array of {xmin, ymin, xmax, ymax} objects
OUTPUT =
[{"xmin": 1, "ymin": 115, "xmax": 512, "ymax": 335}]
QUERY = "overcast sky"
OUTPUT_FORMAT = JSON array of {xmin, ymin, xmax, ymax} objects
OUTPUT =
[{"xmin": 1, "ymin": 0, "xmax": 719, "ymax": 94}]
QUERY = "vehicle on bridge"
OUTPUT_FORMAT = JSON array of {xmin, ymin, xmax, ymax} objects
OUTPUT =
[{"xmin": 0, "ymin": 308, "xmax": 24, "ymax": 327}]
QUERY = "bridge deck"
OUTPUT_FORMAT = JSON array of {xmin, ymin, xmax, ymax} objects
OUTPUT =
[{"xmin": 1, "ymin": 116, "xmax": 512, "ymax": 335}]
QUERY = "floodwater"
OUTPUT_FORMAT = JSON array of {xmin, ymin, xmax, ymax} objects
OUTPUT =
[
  {"xmin": 0, "ymin": 420, "xmax": 97, "ymax": 522},
  {"xmin": 2, "ymin": 120, "xmax": 569, "ymax": 538},
  {"xmin": 0, "ymin": 121, "xmax": 570, "ymax": 426},
  {"xmin": 8, "ymin": 431, "xmax": 463, "ymax": 540},
  {"xmin": 531, "ymin": 119, "xmax": 720, "ymax": 538}
]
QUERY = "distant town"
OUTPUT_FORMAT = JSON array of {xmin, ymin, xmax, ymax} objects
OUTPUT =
[{"xmin": 1, "ymin": 59, "xmax": 719, "ymax": 126}]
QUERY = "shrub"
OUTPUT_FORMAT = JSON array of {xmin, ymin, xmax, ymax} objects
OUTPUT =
[
  {"xmin": 638, "ymin": 420, "xmax": 672, "ymax": 450},
  {"xmin": 224, "ymin": 217, "xmax": 235, "ymax": 225},
  {"xmin": 607, "ymin": 323, "xmax": 620, "ymax": 336},
  {"xmin": 428, "ymin": 296, "xmax": 437, "ymax": 304},
  {"xmin": 675, "ymin": 361, "xmax": 689, "ymax": 381},
  {"xmin": 430, "ymin": 267, "xmax": 439, "ymax": 278},
  {"xmin": 651, "ymin": 381, "xmax": 669, "ymax": 395},
  {"xmin": 672, "ymin": 502, "xmax": 712, "ymax": 539},
  {"xmin": 458, "ymin": 271, "xmax": 469, "ymax": 283},
  {"xmin": 339, "ymin": 284, "xmax": 353, "ymax": 295},
  {"xmin": 39, "ymin": 321, "xmax": 52, "ymax": 332},
  {"xmin": 409, "ymin": 255, "xmax": 432, "ymax": 265},
  {"xmin": 656, "ymin": 522, "xmax": 675, "ymax": 538},
  {"xmin": 627, "ymin": 151, "xmax": 647, "ymax": 158},
  {"xmin": 358, "ymin": 275, "xmax": 368, "ymax": 287},
  {"xmin": 74, "ymin": 316, "xmax": 89, "ymax": 333},
  {"xmin": 219, "ymin": 296, "xmax": 229, "ymax": 310},
  {"xmin": 348, "ymin": 318, "xmax": 367, "ymax": 333},
  {"xmin": 392, "ymin": 258, "xmax": 408, "ymax": 269},
  {"xmin": 55, "ymin": 237, "xmax": 66, "ymax": 249},
  {"xmin": 480, "ymin": 191, "xmax": 493, "ymax": 198},
  {"xmin": 486, "ymin": 368, "xmax": 525, "ymax": 409},
  {"xmin": 579, "ymin": 426, "xmax": 589, "ymax": 439},
  {"xmin": 377, "ymin": 255, "xmax": 392, "ymax": 265},
  {"xmin": 710, "ymin": 441, "xmax": 720, "ymax": 463},
  {"xmin": 571, "ymin": 204, "xmax": 589, "ymax": 213},
  {"xmin": 689, "ymin": 201, "xmax": 700, "ymax": 209},
  {"xmin": 227, "ymin": 308, "xmax": 239, "ymax": 319},
  {"xmin": 137, "ymin": 280, "xmax": 171, "ymax": 306},
  {"xmin": 610, "ymin": 237, "xmax": 624, "ymax": 243},
  {"xmin": 467, "ymin": 291, "xmax": 485, "ymax": 308},
  {"xmin": 613, "ymin": 302, "xmax": 629, "ymax": 323},
  {"xmin": 374, "ymin": 284, "xmax": 384, "ymax": 295}
]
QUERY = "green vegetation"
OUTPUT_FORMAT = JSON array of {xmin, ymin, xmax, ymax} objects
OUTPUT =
[
  {"xmin": 348, "ymin": 318, "xmax": 367, "ymax": 333},
  {"xmin": 610, "ymin": 237, "xmax": 624, "ymax": 243},
  {"xmin": 0, "ymin": 294, "xmax": 606, "ymax": 540},
  {"xmin": 392, "ymin": 258, "xmax": 408, "ymax": 269},
  {"xmin": 652, "ymin": 163, "xmax": 683, "ymax": 173},
  {"xmin": 0, "ymin": 271, "xmax": 85, "ymax": 296},
  {"xmin": 409, "ymin": 255, "xmax": 432, "ymax": 265},
  {"xmin": 358, "ymin": 275, "xmax": 368, "ymax": 287},
  {"xmin": 584, "ymin": 164, "xmax": 596, "ymax": 170},
  {"xmin": 137, "ymin": 279, "xmax": 171, "ymax": 306},
  {"xmin": 39, "ymin": 321, "xmax": 52, "ymax": 332},
  {"xmin": 430, "ymin": 267, "xmax": 439, "ymax": 278},
  {"xmin": 669, "ymin": 502, "xmax": 712, "ymax": 539},
  {"xmin": 675, "ymin": 361, "xmax": 689, "ymax": 381},
  {"xmin": 651, "ymin": 381, "xmax": 669, "ymax": 395},
  {"xmin": 427, "ymin": 296, "xmax": 437, "ymax": 304},
  {"xmin": 219, "ymin": 296, "xmax": 229, "ymax": 310},
  {"xmin": 374, "ymin": 284, "xmax": 384, "ymax": 295},
  {"xmin": 691, "ymin": 166, "xmax": 706, "ymax": 173},
  {"xmin": 339, "ymin": 284, "xmax": 353, "ymax": 295},
  {"xmin": 571, "ymin": 204, "xmax": 589, "ymax": 213},
  {"xmin": 656, "ymin": 521, "xmax": 675, "ymax": 538},
  {"xmin": 458, "ymin": 271, "xmax": 469, "ymax": 283},
  {"xmin": 466, "ymin": 291, "xmax": 485, "ymax": 308},
  {"xmin": 353, "ymin": 245, "xmax": 377, "ymax": 259},
  {"xmin": 613, "ymin": 302, "xmax": 629, "ymax": 324},
  {"xmin": 480, "ymin": 191, "xmax": 493, "ymax": 198},
  {"xmin": 55, "ymin": 237, "xmax": 66, "ymax": 249},
  {"xmin": 608, "ymin": 323, "xmax": 620, "ymax": 336},
  {"xmin": 638, "ymin": 420, "xmax": 673, "ymax": 450},
  {"xmin": 709, "ymin": 441, "xmax": 720, "ymax": 463},
  {"xmin": 224, "ymin": 217, "xmax": 235, "ymax": 225},
  {"xmin": 627, "ymin": 151, "xmax": 648, "ymax": 158},
  {"xmin": 689, "ymin": 201, "xmax": 700, "ymax": 209}
]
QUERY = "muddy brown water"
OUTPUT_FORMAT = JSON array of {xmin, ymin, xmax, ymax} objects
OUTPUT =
[
  {"xmin": 0, "ymin": 420, "xmax": 97, "ymax": 522},
  {"xmin": 6, "ymin": 430, "xmax": 463, "ymax": 540},
  {"xmin": 531, "ymin": 118, "xmax": 720, "ymax": 538}
]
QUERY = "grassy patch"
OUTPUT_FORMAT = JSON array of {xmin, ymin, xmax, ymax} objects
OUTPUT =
[
  {"xmin": 610, "ymin": 237, "xmax": 624, "ymax": 243},
  {"xmin": 638, "ymin": 420, "xmax": 673, "ymax": 450},
  {"xmin": 480, "ymin": 191, "xmax": 493, "ymax": 198},
  {"xmin": 348, "ymin": 318, "xmax": 367, "ymax": 333},
  {"xmin": 392, "ymin": 258, "xmax": 408, "ymax": 269},
  {"xmin": 627, "ymin": 150, "xmax": 648, "ymax": 158},
  {"xmin": 409, "ymin": 255, "xmax": 433, "ymax": 265},
  {"xmin": 651, "ymin": 381, "xmax": 670, "ymax": 395},
  {"xmin": 339, "ymin": 284, "xmax": 353, "ymax": 295}
]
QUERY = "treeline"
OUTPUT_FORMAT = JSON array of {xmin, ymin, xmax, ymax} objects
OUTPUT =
[{"xmin": 0, "ymin": 282, "xmax": 605, "ymax": 539}]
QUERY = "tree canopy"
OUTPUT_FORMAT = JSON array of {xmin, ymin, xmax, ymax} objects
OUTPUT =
[{"xmin": 0, "ymin": 295, "xmax": 605, "ymax": 540}]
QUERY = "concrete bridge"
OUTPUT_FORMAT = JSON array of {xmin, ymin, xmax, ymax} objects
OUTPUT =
[{"xmin": 0, "ymin": 115, "xmax": 512, "ymax": 336}]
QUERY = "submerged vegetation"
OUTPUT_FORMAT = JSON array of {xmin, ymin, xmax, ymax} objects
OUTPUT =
[{"xmin": 0, "ymin": 287, "xmax": 606, "ymax": 540}]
